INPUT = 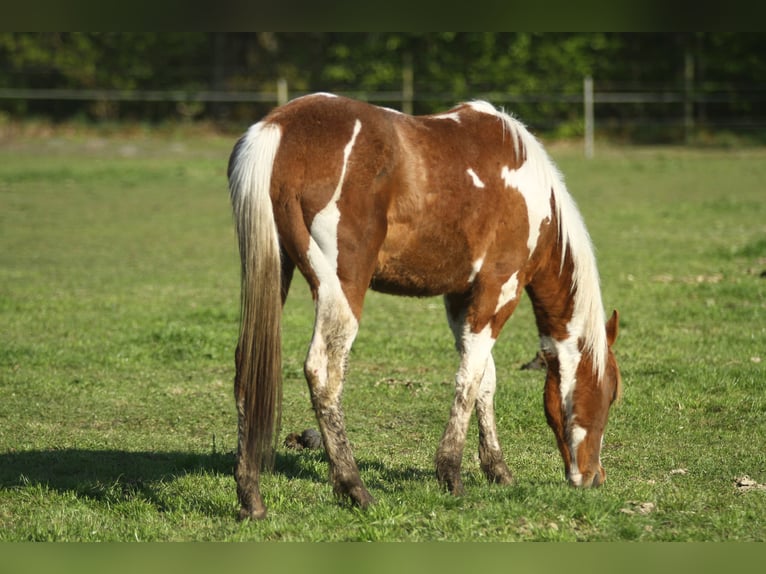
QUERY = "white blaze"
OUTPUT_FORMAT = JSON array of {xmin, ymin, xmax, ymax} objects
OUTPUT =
[{"xmin": 568, "ymin": 424, "xmax": 587, "ymax": 486}]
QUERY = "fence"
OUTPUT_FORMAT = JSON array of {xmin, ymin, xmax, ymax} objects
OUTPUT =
[{"xmin": 2, "ymin": 78, "xmax": 764, "ymax": 156}]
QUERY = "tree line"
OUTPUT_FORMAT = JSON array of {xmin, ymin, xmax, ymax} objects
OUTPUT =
[{"xmin": 1, "ymin": 33, "xmax": 764, "ymax": 139}]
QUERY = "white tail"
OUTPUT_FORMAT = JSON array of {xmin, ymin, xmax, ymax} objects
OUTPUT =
[{"xmin": 227, "ymin": 121, "xmax": 283, "ymax": 518}]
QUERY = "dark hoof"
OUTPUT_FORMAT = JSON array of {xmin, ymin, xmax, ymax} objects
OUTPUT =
[
  {"xmin": 335, "ymin": 480, "xmax": 375, "ymax": 509},
  {"xmin": 448, "ymin": 478, "xmax": 465, "ymax": 496},
  {"xmin": 520, "ymin": 351, "xmax": 547, "ymax": 371},
  {"xmin": 238, "ymin": 505, "xmax": 267, "ymax": 521},
  {"xmin": 436, "ymin": 469, "xmax": 464, "ymax": 496},
  {"xmin": 350, "ymin": 485, "xmax": 375, "ymax": 509},
  {"xmin": 485, "ymin": 466, "xmax": 514, "ymax": 486},
  {"xmin": 480, "ymin": 454, "xmax": 514, "ymax": 485}
]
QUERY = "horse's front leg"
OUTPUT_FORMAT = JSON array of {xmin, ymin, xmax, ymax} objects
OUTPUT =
[
  {"xmin": 435, "ymin": 323, "xmax": 496, "ymax": 495},
  {"xmin": 304, "ymin": 294, "xmax": 374, "ymax": 509},
  {"xmin": 475, "ymin": 355, "xmax": 514, "ymax": 485}
]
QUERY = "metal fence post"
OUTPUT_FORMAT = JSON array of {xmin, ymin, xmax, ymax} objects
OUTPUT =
[
  {"xmin": 584, "ymin": 76, "xmax": 594, "ymax": 159},
  {"xmin": 402, "ymin": 52, "xmax": 414, "ymax": 115},
  {"xmin": 277, "ymin": 77, "xmax": 288, "ymax": 106},
  {"xmin": 684, "ymin": 48, "xmax": 695, "ymax": 145}
]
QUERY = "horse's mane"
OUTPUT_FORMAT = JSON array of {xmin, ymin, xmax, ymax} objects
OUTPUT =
[{"xmin": 472, "ymin": 101, "xmax": 607, "ymax": 378}]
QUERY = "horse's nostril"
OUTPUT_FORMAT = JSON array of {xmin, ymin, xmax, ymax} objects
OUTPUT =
[{"xmin": 591, "ymin": 465, "xmax": 606, "ymax": 488}]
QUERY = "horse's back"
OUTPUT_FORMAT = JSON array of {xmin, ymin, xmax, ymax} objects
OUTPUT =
[
  {"xmin": 371, "ymin": 103, "xmax": 537, "ymax": 296},
  {"xmin": 260, "ymin": 94, "xmax": 552, "ymax": 299}
]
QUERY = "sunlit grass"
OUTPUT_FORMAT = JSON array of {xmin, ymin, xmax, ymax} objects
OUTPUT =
[{"xmin": 1, "ymin": 133, "xmax": 764, "ymax": 540}]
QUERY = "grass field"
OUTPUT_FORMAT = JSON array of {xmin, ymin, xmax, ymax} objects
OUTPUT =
[{"xmin": 0, "ymin": 127, "xmax": 764, "ymax": 541}]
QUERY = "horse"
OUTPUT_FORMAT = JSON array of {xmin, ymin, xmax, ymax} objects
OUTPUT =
[{"xmin": 227, "ymin": 93, "xmax": 622, "ymax": 520}]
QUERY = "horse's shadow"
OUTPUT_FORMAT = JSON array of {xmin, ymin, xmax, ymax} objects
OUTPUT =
[
  {"xmin": 0, "ymin": 447, "xmax": 434, "ymax": 511},
  {"xmin": 0, "ymin": 448, "xmax": 236, "ymax": 510}
]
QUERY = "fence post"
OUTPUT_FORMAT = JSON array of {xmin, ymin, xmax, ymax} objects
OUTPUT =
[
  {"xmin": 277, "ymin": 77, "xmax": 288, "ymax": 106},
  {"xmin": 402, "ymin": 52, "xmax": 414, "ymax": 114},
  {"xmin": 584, "ymin": 76, "xmax": 594, "ymax": 159},
  {"xmin": 684, "ymin": 47, "xmax": 695, "ymax": 144}
]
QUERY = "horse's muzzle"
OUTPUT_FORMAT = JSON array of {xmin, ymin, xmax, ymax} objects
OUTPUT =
[{"xmin": 568, "ymin": 464, "xmax": 606, "ymax": 488}]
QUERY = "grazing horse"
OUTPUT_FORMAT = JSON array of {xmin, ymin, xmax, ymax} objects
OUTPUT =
[{"xmin": 227, "ymin": 93, "xmax": 622, "ymax": 520}]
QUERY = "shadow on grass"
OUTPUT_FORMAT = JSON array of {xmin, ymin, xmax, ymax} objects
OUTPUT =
[
  {"xmin": 0, "ymin": 449, "xmax": 235, "ymax": 502},
  {"xmin": 0, "ymin": 448, "xmax": 435, "ymax": 502}
]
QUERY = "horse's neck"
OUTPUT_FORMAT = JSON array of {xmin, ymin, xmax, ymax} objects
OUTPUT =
[
  {"xmin": 526, "ymin": 233, "xmax": 608, "ymax": 380},
  {"xmin": 526, "ymin": 246, "xmax": 578, "ymax": 342}
]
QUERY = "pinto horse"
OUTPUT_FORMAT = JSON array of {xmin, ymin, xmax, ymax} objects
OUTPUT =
[{"xmin": 227, "ymin": 93, "xmax": 622, "ymax": 520}]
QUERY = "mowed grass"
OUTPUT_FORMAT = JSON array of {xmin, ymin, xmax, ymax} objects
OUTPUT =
[{"xmin": 0, "ymin": 129, "xmax": 764, "ymax": 541}]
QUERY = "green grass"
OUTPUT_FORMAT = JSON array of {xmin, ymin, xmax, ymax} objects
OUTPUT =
[{"xmin": 0, "ymin": 131, "xmax": 764, "ymax": 541}]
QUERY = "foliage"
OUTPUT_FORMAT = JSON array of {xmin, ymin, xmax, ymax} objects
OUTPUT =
[
  {"xmin": 1, "ymin": 33, "xmax": 765, "ymax": 135},
  {"xmin": 0, "ymin": 129, "xmax": 764, "ymax": 541}
]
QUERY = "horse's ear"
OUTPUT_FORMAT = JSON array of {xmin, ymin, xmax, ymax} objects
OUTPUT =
[{"xmin": 606, "ymin": 309, "xmax": 619, "ymax": 347}]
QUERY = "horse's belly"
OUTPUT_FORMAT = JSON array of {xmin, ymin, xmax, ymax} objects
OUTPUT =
[{"xmin": 370, "ymin": 229, "xmax": 472, "ymax": 297}]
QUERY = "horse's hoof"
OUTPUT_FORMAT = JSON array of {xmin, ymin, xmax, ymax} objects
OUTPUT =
[
  {"xmin": 346, "ymin": 484, "xmax": 375, "ymax": 509},
  {"xmin": 489, "ymin": 470, "xmax": 514, "ymax": 486},
  {"xmin": 482, "ymin": 461, "xmax": 514, "ymax": 485},
  {"xmin": 436, "ymin": 461, "xmax": 465, "ymax": 495},
  {"xmin": 238, "ymin": 505, "xmax": 267, "ymax": 521},
  {"xmin": 437, "ymin": 473, "xmax": 464, "ymax": 496}
]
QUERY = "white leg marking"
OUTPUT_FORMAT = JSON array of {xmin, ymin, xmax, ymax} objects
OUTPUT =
[
  {"xmin": 451, "ymin": 324, "xmax": 496, "ymax": 431},
  {"xmin": 305, "ymin": 298, "xmax": 358, "ymax": 395},
  {"xmin": 476, "ymin": 353, "xmax": 497, "ymax": 406},
  {"xmin": 309, "ymin": 119, "xmax": 362, "ymax": 273},
  {"xmin": 500, "ymin": 164, "xmax": 552, "ymax": 255},
  {"xmin": 305, "ymin": 328, "xmax": 328, "ymax": 387},
  {"xmin": 457, "ymin": 324, "xmax": 495, "ymax": 387},
  {"xmin": 494, "ymin": 271, "xmax": 519, "ymax": 313},
  {"xmin": 304, "ymin": 249, "xmax": 359, "ymax": 394},
  {"xmin": 476, "ymin": 354, "xmax": 500, "ymax": 451},
  {"xmin": 466, "ymin": 168, "xmax": 485, "ymax": 189},
  {"xmin": 468, "ymin": 256, "xmax": 484, "ymax": 283},
  {"xmin": 305, "ymin": 120, "xmax": 362, "ymax": 393}
]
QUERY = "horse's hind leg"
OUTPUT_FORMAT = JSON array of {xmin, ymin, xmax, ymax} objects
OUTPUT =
[{"xmin": 304, "ymin": 287, "xmax": 374, "ymax": 509}]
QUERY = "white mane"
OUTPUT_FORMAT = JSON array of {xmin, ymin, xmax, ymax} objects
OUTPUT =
[{"xmin": 473, "ymin": 101, "xmax": 607, "ymax": 378}]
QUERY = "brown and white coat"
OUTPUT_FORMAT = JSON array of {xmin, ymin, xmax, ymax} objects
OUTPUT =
[{"xmin": 228, "ymin": 93, "xmax": 621, "ymax": 520}]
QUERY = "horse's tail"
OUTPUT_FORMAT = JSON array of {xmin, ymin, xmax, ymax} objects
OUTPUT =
[{"xmin": 227, "ymin": 121, "xmax": 283, "ymax": 481}]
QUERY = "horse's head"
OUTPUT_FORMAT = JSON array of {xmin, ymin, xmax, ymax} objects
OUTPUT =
[{"xmin": 543, "ymin": 309, "xmax": 621, "ymax": 488}]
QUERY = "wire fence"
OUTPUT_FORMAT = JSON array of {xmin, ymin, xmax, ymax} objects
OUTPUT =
[{"xmin": 2, "ymin": 79, "xmax": 765, "ymax": 155}]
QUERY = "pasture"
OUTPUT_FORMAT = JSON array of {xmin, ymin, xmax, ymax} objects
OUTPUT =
[{"xmin": 0, "ymin": 127, "xmax": 764, "ymax": 541}]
